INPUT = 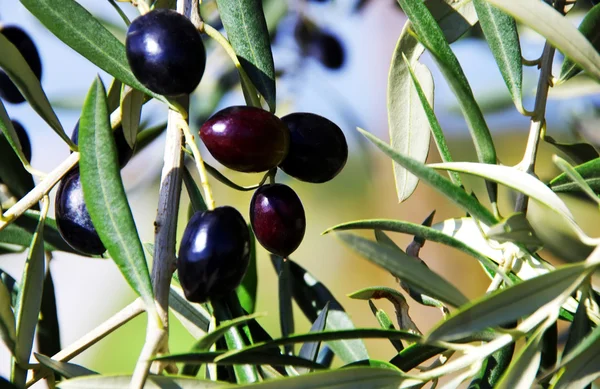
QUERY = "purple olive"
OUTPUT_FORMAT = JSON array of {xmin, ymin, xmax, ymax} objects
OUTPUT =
[{"xmin": 0, "ymin": 26, "xmax": 42, "ymax": 104}]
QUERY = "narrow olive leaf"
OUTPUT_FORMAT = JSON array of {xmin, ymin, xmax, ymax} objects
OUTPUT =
[
  {"xmin": 559, "ymin": 4, "xmax": 600, "ymax": 82},
  {"xmin": 297, "ymin": 302, "xmax": 330, "ymax": 374},
  {"xmin": 389, "ymin": 343, "xmax": 445, "ymax": 372},
  {"xmin": 18, "ymin": 0, "xmax": 165, "ymax": 103},
  {"xmin": 204, "ymin": 163, "xmax": 262, "ymax": 192},
  {"xmin": 12, "ymin": 202, "xmax": 46, "ymax": 383},
  {"xmin": 106, "ymin": 78, "xmax": 123, "ymax": 113},
  {"xmin": 429, "ymin": 162, "xmax": 574, "ymax": 221},
  {"xmin": 0, "ymin": 33, "xmax": 68, "ymax": 144},
  {"xmin": 544, "ymin": 135, "xmax": 599, "ymax": 166},
  {"xmin": 552, "ymin": 320, "xmax": 600, "ymax": 389},
  {"xmin": 275, "ymin": 256, "xmax": 294, "ymax": 355},
  {"xmin": 563, "ymin": 289, "xmax": 592, "ymax": 357},
  {"xmin": 37, "ymin": 269, "xmax": 61, "ymax": 358},
  {"xmin": 325, "ymin": 219, "xmax": 502, "ymax": 280},
  {"xmin": 34, "ymin": 353, "xmax": 97, "ymax": 379},
  {"xmin": 0, "ymin": 271, "xmax": 18, "ymax": 307},
  {"xmin": 426, "ymin": 262, "xmax": 589, "ymax": 342},
  {"xmin": 78, "ymin": 77, "xmax": 155, "ymax": 312},
  {"xmin": 368, "ymin": 300, "xmax": 404, "ymax": 352},
  {"xmin": 403, "ymin": 56, "xmax": 461, "ymax": 186},
  {"xmin": 274, "ymin": 256, "xmax": 369, "ymax": 364},
  {"xmin": 169, "ymin": 285, "xmax": 211, "ymax": 337},
  {"xmin": 161, "ymin": 351, "xmax": 325, "ymax": 370},
  {"xmin": 336, "ymin": 233, "xmax": 468, "ymax": 308},
  {"xmin": 120, "ymin": 86, "xmax": 144, "ymax": 149},
  {"xmin": 484, "ymin": 0, "xmax": 600, "ymax": 81},
  {"xmin": 216, "ymin": 329, "xmax": 420, "ymax": 361},
  {"xmin": 215, "ymin": 0, "xmax": 276, "ymax": 110},
  {"xmin": 236, "ymin": 227, "xmax": 258, "ymax": 314},
  {"xmin": 553, "ymin": 155, "xmax": 600, "ymax": 205},
  {"xmin": 358, "ymin": 128, "xmax": 497, "ymax": 226},
  {"xmin": 57, "ymin": 374, "xmax": 229, "ymax": 388},
  {"xmin": 397, "ymin": 0, "xmax": 498, "ymax": 204},
  {"xmin": 183, "ymin": 166, "xmax": 208, "ymax": 214},
  {"xmin": 0, "ymin": 275, "xmax": 16, "ymax": 353},
  {"xmin": 135, "ymin": 121, "xmax": 167, "ymax": 154},
  {"xmin": 232, "ymin": 367, "xmax": 407, "ymax": 389},
  {"xmin": 473, "ymin": 0, "xmax": 523, "ymax": 112},
  {"xmin": 0, "ymin": 101, "xmax": 28, "ymax": 165},
  {"xmin": 550, "ymin": 157, "xmax": 600, "ymax": 194},
  {"xmin": 191, "ymin": 313, "xmax": 265, "ymax": 352},
  {"xmin": 495, "ymin": 328, "xmax": 544, "ymax": 389},
  {"xmin": 388, "ymin": 47, "xmax": 433, "ymax": 202},
  {"xmin": 0, "ymin": 122, "xmax": 34, "ymax": 200},
  {"xmin": 486, "ymin": 213, "xmax": 543, "ymax": 248},
  {"xmin": 0, "ymin": 211, "xmax": 76, "ymax": 254}
]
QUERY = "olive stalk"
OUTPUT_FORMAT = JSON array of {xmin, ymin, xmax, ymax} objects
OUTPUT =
[{"xmin": 181, "ymin": 116, "xmax": 216, "ymax": 210}]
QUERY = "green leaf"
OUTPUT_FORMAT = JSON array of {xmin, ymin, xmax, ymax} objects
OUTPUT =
[
  {"xmin": 426, "ymin": 263, "xmax": 589, "ymax": 342},
  {"xmin": 368, "ymin": 300, "xmax": 403, "ymax": 352},
  {"xmin": 159, "ymin": 351, "xmax": 326, "ymax": 370},
  {"xmin": 183, "ymin": 166, "xmax": 208, "ymax": 214},
  {"xmin": 37, "ymin": 269, "xmax": 61, "ymax": 358},
  {"xmin": 35, "ymin": 353, "xmax": 97, "ymax": 379},
  {"xmin": 0, "ymin": 33, "xmax": 69, "ymax": 145},
  {"xmin": 495, "ymin": 327, "xmax": 544, "ymax": 389},
  {"xmin": 0, "ymin": 274, "xmax": 16, "ymax": 354},
  {"xmin": 336, "ymin": 233, "xmax": 468, "ymax": 308},
  {"xmin": 429, "ymin": 162, "xmax": 575, "ymax": 223},
  {"xmin": 272, "ymin": 256, "xmax": 369, "ymax": 364},
  {"xmin": 0, "ymin": 101, "xmax": 29, "ymax": 166},
  {"xmin": 563, "ymin": 289, "xmax": 592, "ymax": 357},
  {"xmin": 191, "ymin": 313, "xmax": 265, "ymax": 352},
  {"xmin": 0, "ymin": 270, "xmax": 18, "ymax": 307},
  {"xmin": 550, "ymin": 157, "xmax": 600, "ymax": 194},
  {"xmin": 473, "ymin": 0, "xmax": 523, "ymax": 112},
  {"xmin": 325, "ymin": 219, "xmax": 503, "ymax": 279},
  {"xmin": 0, "ymin": 121, "xmax": 34, "ymax": 200},
  {"xmin": 0, "ymin": 210, "xmax": 78, "ymax": 254},
  {"xmin": 484, "ymin": 0, "xmax": 600, "ymax": 81},
  {"xmin": 387, "ymin": 45, "xmax": 433, "ymax": 202},
  {"xmin": 57, "ymin": 374, "xmax": 229, "ymax": 388},
  {"xmin": 78, "ymin": 77, "xmax": 154, "ymax": 312},
  {"xmin": 236, "ymin": 227, "xmax": 257, "ymax": 313},
  {"xmin": 403, "ymin": 55, "xmax": 461, "ymax": 186},
  {"xmin": 389, "ymin": 343, "xmax": 445, "ymax": 372},
  {"xmin": 297, "ymin": 302, "xmax": 330, "ymax": 373},
  {"xmin": 486, "ymin": 213, "xmax": 543, "ymax": 248},
  {"xmin": 19, "ymin": 0, "xmax": 165, "ymax": 103},
  {"xmin": 559, "ymin": 4, "xmax": 600, "ymax": 82},
  {"xmin": 215, "ymin": 0, "xmax": 276, "ymax": 111},
  {"xmin": 120, "ymin": 86, "xmax": 144, "ymax": 149},
  {"xmin": 553, "ymin": 155, "xmax": 600, "ymax": 205},
  {"xmin": 544, "ymin": 135, "xmax": 599, "ymax": 166},
  {"xmin": 232, "ymin": 367, "xmax": 408, "ymax": 389},
  {"xmin": 12, "ymin": 206, "xmax": 46, "ymax": 385},
  {"xmin": 169, "ymin": 285, "xmax": 211, "ymax": 338},
  {"xmin": 275, "ymin": 256, "xmax": 294, "ymax": 355},
  {"xmin": 397, "ymin": 0, "xmax": 497, "ymax": 204},
  {"xmin": 358, "ymin": 128, "xmax": 497, "ymax": 226}
]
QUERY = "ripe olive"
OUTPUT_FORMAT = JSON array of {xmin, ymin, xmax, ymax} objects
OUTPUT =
[
  {"xmin": 0, "ymin": 26, "xmax": 42, "ymax": 104},
  {"xmin": 55, "ymin": 169, "xmax": 105, "ymax": 256},
  {"xmin": 250, "ymin": 184, "xmax": 306, "ymax": 257},
  {"xmin": 199, "ymin": 106, "xmax": 290, "ymax": 173},
  {"xmin": 177, "ymin": 206, "xmax": 251, "ymax": 303},
  {"xmin": 279, "ymin": 112, "xmax": 347, "ymax": 183},
  {"xmin": 126, "ymin": 9, "xmax": 206, "ymax": 96}
]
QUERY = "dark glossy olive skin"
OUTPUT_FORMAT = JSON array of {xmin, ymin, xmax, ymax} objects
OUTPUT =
[
  {"xmin": 308, "ymin": 32, "xmax": 345, "ymax": 69},
  {"xmin": 126, "ymin": 9, "xmax": 206, "ymax": 96},
  {"xmin": 9, "ymin": 121, "xmax": 32, "ymax": 162},
  {"xmin": 279, "ymin": 113, "xmax": 347, "ymax": 183},
  {"xmin": 71, "ymin": 121, "xmax": 134, "ymax": 168},
  {"xmin": 250, "ymin": 184, "xmax": 305, "ymax": 257},
  {"xmin": 55, "ymin": 169, "xmax": 106, "ymax": 256},
  {"xmin": 0, "ymin": 26, "xmax": 42, "ymax": 104},
  {"xmin": 199, "ymin": 106, "xmax": 290, "ymax": 172},
  {"xmin": 178, "ymin": 206, "xmax": 251, "ymax": 303}
]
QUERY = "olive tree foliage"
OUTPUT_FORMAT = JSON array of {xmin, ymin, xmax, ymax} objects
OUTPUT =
[{"xmin": 1, "ymin": 0, "xmax": 600, "ymax": 388}]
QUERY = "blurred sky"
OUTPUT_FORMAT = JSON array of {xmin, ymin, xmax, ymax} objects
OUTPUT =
[{"xmin": 1, "ymin": 0, "xmax": 599, "ymax": 383}]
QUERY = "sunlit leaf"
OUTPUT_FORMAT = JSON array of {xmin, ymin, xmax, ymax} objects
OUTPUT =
[
  {"xmin": 57, "ymin": 374, "xmax": 229, "ymax": 388},
  {"xmin": 553, "ymin": 155, "xmax": 600, "ymax": 205},
  {"xmin": 190, "ymin": 313, "xmax": 265, "ymax": 352},
  {"xmin": 35, "ymin": 353, "xmax": 97, "ymax": 379},
  {"xmin": 550, "ymin": 157, "xmax": 600, "ymax": 194},
  {"xmin": 336, "ymin": 233, "xmax": 468, "ymax": 308},
  {"xmin": 78, "ymin": 77, "xmax": 154, "ymax": 312},
  {"xmin": 495, "ymin": 327, "xmax": 544, "ymax": 389},
  {"xmin": 0, "ymin": 274, "xmax": 16, "ymax": 354},
  {"xmin": 158, "ymin": 351, "xmax": 325, "ymax": 370}
]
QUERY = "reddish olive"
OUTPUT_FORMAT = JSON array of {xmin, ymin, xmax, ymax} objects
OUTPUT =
[
  {"xmin": 199, "ymin": 106, "xmax": 290, "ymax": 173},
  {"xmin": 126, "ymin": 9, "xmax": 206, "ymax": 96},
  {"xmin": 279, "ymin": 112, "xmax": 347, "ymax": 183},
  {"xmin": 55, "ymin": 170, "xmax": 105, "ymax": 256},
  {"xmin": 250, "ymin": 184, "xmax": 306, "ymax": 257},
  {"xmin": 177, "ymin": 206, "xmax": 251, "ymax": 303},
  {"xmin": 0, "ymin": 26, "xmax": 42, "ymax": 104}
]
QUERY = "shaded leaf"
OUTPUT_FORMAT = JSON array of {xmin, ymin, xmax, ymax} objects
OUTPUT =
[
  {"xmin": 297, "ymin": 302, "xmax": 330, "ymax": 374},
  {"xmin": 358, "ymin": 128, "xmax": 497, "ymax": 226},
  {"xmin": 57, "ymin": 374, "xmax": 229, "ymax": 388},
  {"xmin": 0, "ymin": 210, "xmax": 76, "ymax": 253},
  {"xmin": 389, "ymin": 343, "xmax": 444, "ymax": 372},
  {"xmin": 473, "ymin": 0, "xmax": 523, "ymax": 112},
  {"xmin": 19, "ymin": 0, "xmax": 166, "ymax": 103},
  {"xmin": 183, "ymin": 166, "xmax": 208, "ymax": 214},
  {"xmin": 272, "ymin": 256, "xmax": 369, "ymax": 364},
  {"xmin": 159, "ymin": 351, "xmax": 325, "ymax": 370},
  {"xmin": 35, "ymin": 353, "xmax": 97, "ymax": 379},
  {"xmin": 169, "ymin": 285, "xmax": 211, "ymax": 338},
  {"xmin": 0, "ymin": 101, "xmax": 29, "ymax": 166},
  {"xmin": 550, "ymin": 157, "xmax": 600, "ymax": 194},
  {"xmin": 0, "ymin": 119, "xmax": 34, "ymax": 200},
  {"xmin": 0, "ymin": 270, "xmax": 18, "ymax": 306},
  {"xmin": 559, "ymin": 4, "xmax": 600, "ymax": 82},
  {"xmin": 398, "ymin": 0, "xmax": 498, "ymax": 204},
  {"xmin": 236, "ymin": 228, "xmax": 257, "ymax": 314},
  {"xmin": 553, "ymin": 155, "xmax": 600, "ymax": 205},
  {"xmin": 426, "ymin": 263, "xmax": 589, "ymax": 342},
  {"xmin": 275, "ymin": 256, "xmax": 294, "ymax": 355},
  {"xmin": 191, "ymin": 313, "xmax": 265, "ymax": 352},
  {"xmin": 0, "ymin": 33, "xmax": 68, "ymax": 144},
  {"xmin": 544, "ymin": 135, "xmax": 599, "ymax": 166},
  {"xmin": 216, "ymin": 0, "xmax": 276, "ymax": 110},
  {"xmin": 78, "ymin": 77, "xmax": 154, "ymax": 311},
  {"xmin": 0, "ymin": 273, "xmax": 16, "ymax": 353},
  {"xmin": 37, "ymin": 269, "xmax": 61, "ymax": 358},
  {"xmin": 368, "ymin": 300, "xmax": 403, "ymax": 352},
  {"xmin": 485, "ymin": 0, "xmax": 600, "ymax": 81},
  {"xmin": 495, "ymin": 328, "xmax": 544, "ymax": 389},
  {"xmin": 486, "ymin": 213, "xmax": 543, "ymax": 248},
  {"xmin": 120, "ymin": 86, "xmax": 144, "ymax": 149}
]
